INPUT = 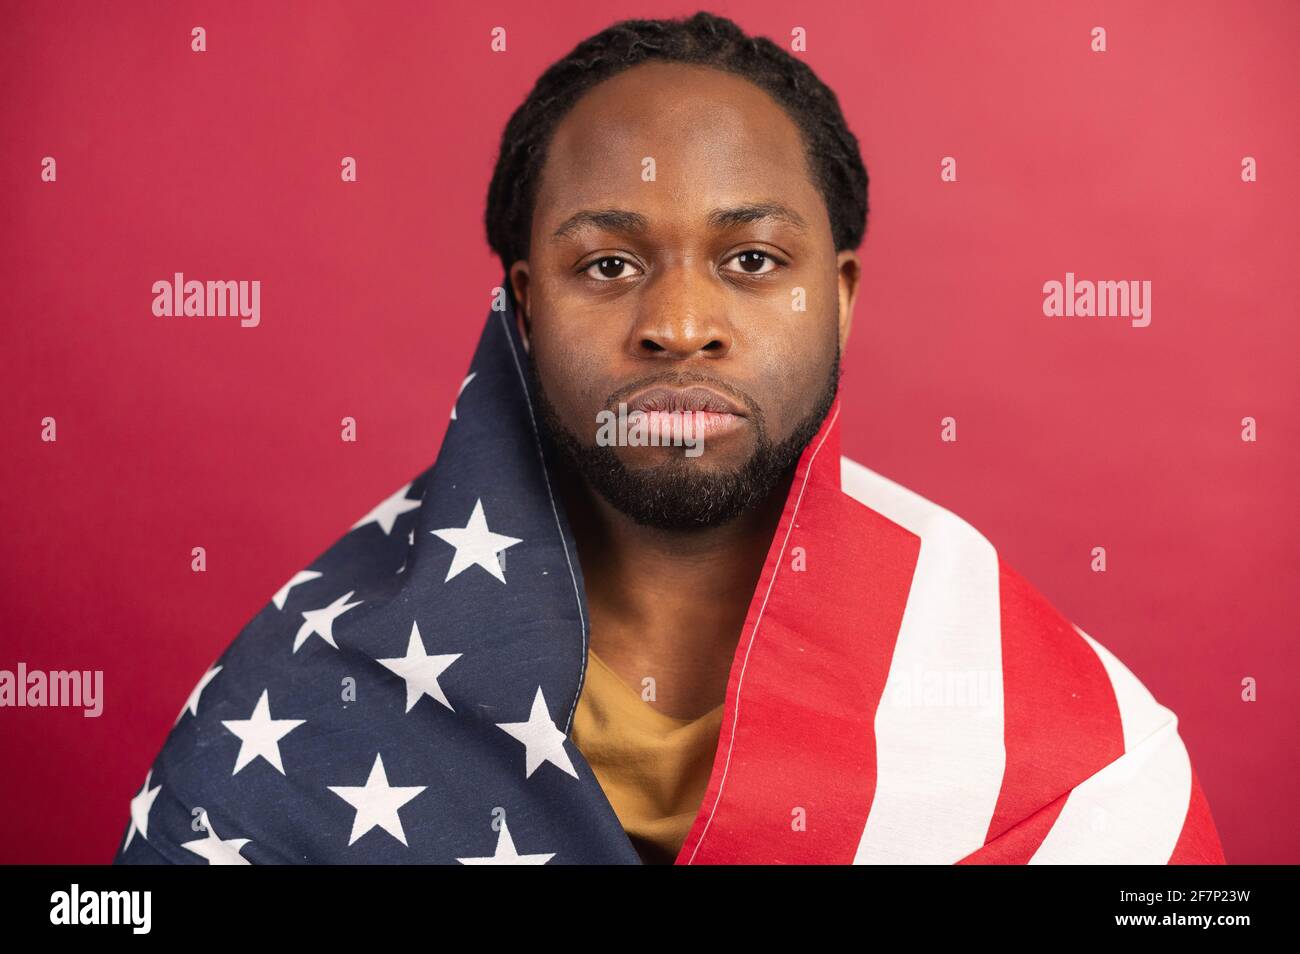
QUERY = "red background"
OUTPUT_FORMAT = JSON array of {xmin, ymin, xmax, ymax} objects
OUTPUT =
[{"xmin": 2, "ymin": 0, "xmax": 1295, "ymax": 864}]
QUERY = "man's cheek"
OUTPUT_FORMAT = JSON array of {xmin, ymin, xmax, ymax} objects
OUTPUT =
[{"xmin": 769, "ymin": 380, "xmax": 811, "ymax": 434}]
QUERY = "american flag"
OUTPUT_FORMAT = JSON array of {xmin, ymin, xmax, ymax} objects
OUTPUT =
[{"xmin": 112, "ymin": 287, "xmax": 1225, "ymax": 865}]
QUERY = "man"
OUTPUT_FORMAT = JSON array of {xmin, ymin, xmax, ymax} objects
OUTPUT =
[{"xmin": 113, "ymin": 12, "xmax": 1224, "ymax": 865}]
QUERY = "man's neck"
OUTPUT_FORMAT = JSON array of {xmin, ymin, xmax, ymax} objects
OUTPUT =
[{"xmin": 560, "ymin": 467, "xmax": 795, "ymax": 721}]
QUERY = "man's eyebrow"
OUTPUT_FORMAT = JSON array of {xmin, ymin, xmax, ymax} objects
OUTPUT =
[
  {"xmin": 551, "ymin": 209, "xmax": 650, "ymax": 240},
  {"xmin": 551, "ymin": 202, "xmax": 809, "ymax": 240},
  {"xmin": 706, "ymin": 202, "xmax": 809, "ymax": 234}
]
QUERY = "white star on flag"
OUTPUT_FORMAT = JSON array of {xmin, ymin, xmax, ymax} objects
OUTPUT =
[
  {"xmin": 497, "ymin": 686, "xmax": 578, "ymax": 779},
  {"xmin": 457, "ymin": 818, "xmax": 555, "ymax": 865},
  {"xmin": 182, "ymin": 811, "xmax": 252, "ymax": 865},
  {"xmin": 174, "ymin": 664, "xmax": 222, "ymax": 725},
  {"xmin": 293, "ymin": 590, "xmax": 363, "ymax": 653},
  {"xmin": 327, "ymin": 753, "xmax": 427, "ymax": 847},
  {"xmin": 450, "ymin": 372, "xmax": 476, "ymax": 420},
  {"xmin": 351, "ymin": 482, "xmax": 422, "ymax": 536},
  {"xmin": 123, "ymin": 769, "xmax": 161, "ymax": 850},
  {"xmin": 272, "ymin": 569, "xmax": 322, "ymax": 609},
  {"xmin": 221, "ymin": 689, "xmax": 306, "ymax": 775},
  {"xmin": 431, "ymin": 498, "xmax": 522, "ymax": 583},
  {"xmin": 376, "ymin": 621, "xmax": 462, "ymax": 713}
]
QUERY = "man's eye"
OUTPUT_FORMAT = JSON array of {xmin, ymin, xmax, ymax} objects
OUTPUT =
[
  {"xmin": 723, "ymin": 250, "xmax": 780, "ymax": 276},
  {"xmin": 584, "ymin": 256, "xmax": 639, "ymax": 281}
]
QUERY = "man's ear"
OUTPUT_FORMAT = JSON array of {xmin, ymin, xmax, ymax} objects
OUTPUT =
[
  {"xmin": 508, "ymin": 262, "xmax": 532, "ymax": 353},
  {"xmin": 835, "ymin": 250, "xmax": 861, "ymax": 353}
]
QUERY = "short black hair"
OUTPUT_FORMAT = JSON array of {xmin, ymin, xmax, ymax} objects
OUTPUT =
[{"xmin": 485, "ymin": 11, "xmax": 869, "ymax": 280}]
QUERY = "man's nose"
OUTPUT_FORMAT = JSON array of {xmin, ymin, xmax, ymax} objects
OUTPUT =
[{"xmin": 625, "ymin": 266, "xmax": 734, "ymax": 360}]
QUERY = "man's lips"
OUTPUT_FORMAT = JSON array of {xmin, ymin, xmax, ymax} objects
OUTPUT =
[
  {"xmin": 624, "ymin": 386, "xmax": 747, "ymax": 417},
  {"xmin": 637, "ymin": 409, "xmax": 744, "ymax": 441},
  {"xmin": 616, "ymin": 386, "xmax": 749, "ymax": 444}
]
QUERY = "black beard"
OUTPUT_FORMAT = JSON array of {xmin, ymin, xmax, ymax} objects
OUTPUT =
[{"xmin": 526, "ymin": 349, "xmax": 840, "ymax": 531}]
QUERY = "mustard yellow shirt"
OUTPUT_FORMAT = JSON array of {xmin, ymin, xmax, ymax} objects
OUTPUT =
[{"xmin": 571, "ymin": 647, "xmax": 725, "ymax": 864}]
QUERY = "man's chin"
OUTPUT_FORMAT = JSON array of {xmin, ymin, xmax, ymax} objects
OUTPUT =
[
  {"xmin": 574, "ymin": 448, "xmax": 780, "ymax": 530},
  {"xmin": 612, "ymin": 440, "xmax": 752, "ymax": 474},
  {"xmin": 535, "ymin": 398, "xmax": 832, "ymax": 530}
]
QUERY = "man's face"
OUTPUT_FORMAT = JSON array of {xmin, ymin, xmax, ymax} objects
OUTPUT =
[{"xmin": 511, "ymin": 61, "xmax": 858, "ymax": 530}]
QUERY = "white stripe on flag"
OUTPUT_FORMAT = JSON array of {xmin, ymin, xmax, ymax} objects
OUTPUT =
[
  {"xmin": 840, "ymin": 458, "xmax": 1006, "ymax": 864},
  {"xmin": 1029, "ymin": 627, "xmax": 1192, "ymax": 864}
]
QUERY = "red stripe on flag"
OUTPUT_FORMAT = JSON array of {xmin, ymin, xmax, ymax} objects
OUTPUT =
[{"xmin": 1169, "ymin": 767, "xmax": 1227, "ymax": 864}]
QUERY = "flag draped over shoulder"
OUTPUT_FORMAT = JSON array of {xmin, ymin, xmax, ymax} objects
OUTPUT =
[{"xmin": 113, "ymin": 286, "xmax": 1226, "ymax": 865}]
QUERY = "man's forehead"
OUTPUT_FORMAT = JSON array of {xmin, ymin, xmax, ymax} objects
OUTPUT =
[{"xmin": 534, "ymin": 62, "xmax": 815, "ymax": 217}]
